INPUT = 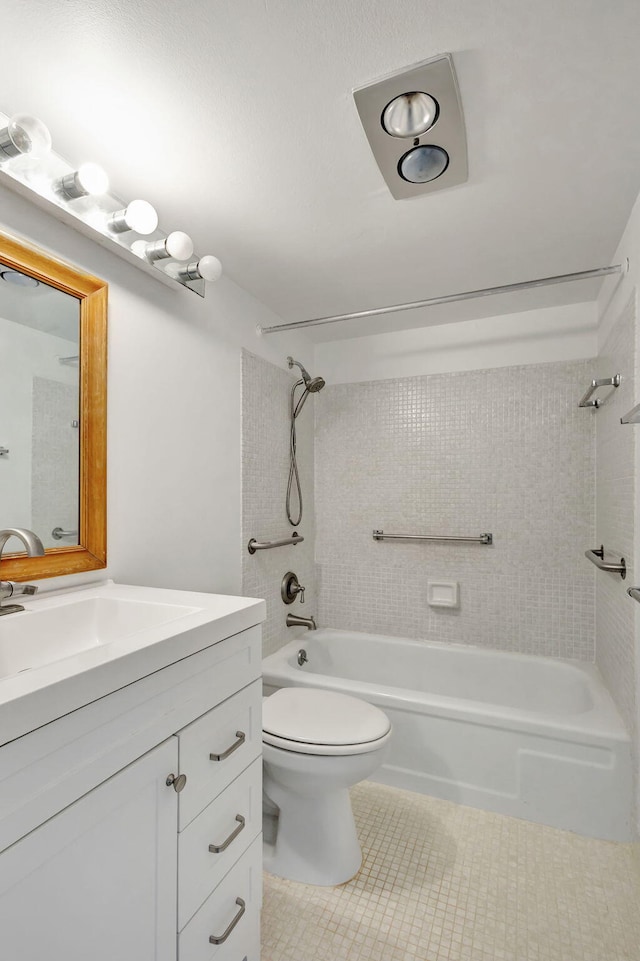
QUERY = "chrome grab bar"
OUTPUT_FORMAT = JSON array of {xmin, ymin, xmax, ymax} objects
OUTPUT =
[
  {"xmin": 210, "ymin": 730, "xmax": 246, "ymax": 762},
  {"xmin": 578, "ymin": 374, "xmax": 620, "ymax": 408},
  {"xmin": 373, "ymin": 529, "xmax": 493, "ymax": 545},
  {"xmin": 584, "ymin": 545, "xmax": 626, "ymax": 579},
  {"xmin": 620, "ymin": 402, "xmax": 640, "ymax": 425},
  {"xmin": 209, "ymin": 815, "xmax": 245, "ymax": 853},
  {"xmin": 247, "ymin": 531, "xmax": 304, "ymax": 554},
  {"xmin": 627, "ymin": 587, "xmax": 640, "ymax": 604},
  {"xmin": 209, "ymin": 898, "xmax": 245, "ymax": 945},
  {"xmin": 52, "ymin": 527, "xmax": 78, "ymax": 540}
]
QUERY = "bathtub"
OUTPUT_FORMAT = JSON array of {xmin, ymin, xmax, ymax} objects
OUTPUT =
[{"xmin": 262, "ymin": 628, "xmax": 633, "ymax": 841}]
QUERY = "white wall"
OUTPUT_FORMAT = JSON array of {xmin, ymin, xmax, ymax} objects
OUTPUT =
[
  {"xmin": 315, "ymin": 302, "xmax": 597, "ymax": 384},
  {"xmin": 0, "ymin": 184, "xmax": 310, "ymax": 595},
  {"xmin": 597, "ymin": 189, "xmax": 640, "ymax": 835}
]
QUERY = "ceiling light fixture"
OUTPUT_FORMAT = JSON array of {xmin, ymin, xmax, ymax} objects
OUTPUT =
[
  {"xmin": 353, "ymin": 54, "xmax": 467, "ymax": 200},
  {"xmin": 107, "ymin": 199, "xmax": 159, "ymax": 235},
  {"xmin": 0, "ymin": 268, "xmax": 40, "ymax": 288},
  {"xmin": 0, "ymin": 114, "xmax": 51, "ymax": 162},
  {"xmin": 0, "ymin": 107, "xmax": 221, "ymax": 296}
]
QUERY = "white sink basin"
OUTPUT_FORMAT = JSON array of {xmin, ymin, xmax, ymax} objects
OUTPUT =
[
  {"xmin": 0, "ymin": 595, "xmax": 200, "ymax": 679},
  {"xmin": 0, "ymin": 580, "xmax": 266, "ymax": 747}
]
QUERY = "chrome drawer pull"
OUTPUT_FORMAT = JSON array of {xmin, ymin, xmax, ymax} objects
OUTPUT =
[
  {"xmin": 209, "ymin": 814, "xmax": 245, "ymax": 853},
  {"xmin": 210, "ymin": 730, "xmax": 245, "ymax": 762},
  {"xmin": 208, "ymin": 897, "xmax": 245, "ymax": 945}
]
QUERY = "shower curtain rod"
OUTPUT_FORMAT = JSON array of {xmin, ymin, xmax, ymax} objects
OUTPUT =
[{"xmin": 257, "ymin": 263, "xmax": 623, "ymax": 335}]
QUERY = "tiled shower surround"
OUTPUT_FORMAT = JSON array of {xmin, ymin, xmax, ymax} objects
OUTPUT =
[
  {"xmin": 241, "ymin": 350, "xmax": 317, "ymax": 656},
  {"xmin": 595, "ymin": 297, "xmax": 636, "ymax": 737},
  {"xmin": 315, "ymin": 360, "xmax": 597, "ymax": 659}
]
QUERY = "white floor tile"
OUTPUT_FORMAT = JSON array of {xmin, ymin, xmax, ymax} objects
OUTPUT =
[{"xmin": 261, "ymin": 781, "xmax": 640, "ymax": 961}]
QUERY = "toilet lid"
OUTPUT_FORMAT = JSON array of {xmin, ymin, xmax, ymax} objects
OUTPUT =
[{"xmin": 262, "ymin": 687, "xmax": 391, "ymax": 747}]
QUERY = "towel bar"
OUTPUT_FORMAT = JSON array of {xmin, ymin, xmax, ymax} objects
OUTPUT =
[
  {"xmin": 373, "ymin": 530, "xmax": 493, "ymax": 545},
  {"xmin": 578, "ymin": 374, "xmax": 620, "ymax": 408}
]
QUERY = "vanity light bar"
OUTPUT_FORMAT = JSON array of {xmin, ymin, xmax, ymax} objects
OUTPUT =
[{"xmin": 0, "ymin": 109, "xmax": 222, "ymax": 298}]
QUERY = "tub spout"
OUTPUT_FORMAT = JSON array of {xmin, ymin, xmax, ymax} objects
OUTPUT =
[{"xmin": 286, "ymin": 613, "xmax": 317, "ymax": 631}]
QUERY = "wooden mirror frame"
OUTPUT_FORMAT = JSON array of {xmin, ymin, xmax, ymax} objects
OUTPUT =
[{"xmin": 0, "ymin": 231, "xmax": 107, "ymax": 580}]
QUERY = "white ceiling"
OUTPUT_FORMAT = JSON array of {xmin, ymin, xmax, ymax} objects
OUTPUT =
[{"xmin": 2, "ymin": 0, "xmax": 640, "ymax": 341}]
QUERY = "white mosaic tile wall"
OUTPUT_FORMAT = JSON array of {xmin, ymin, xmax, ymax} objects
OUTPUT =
[
  {"xmin": 315, "ymin": 360, "xmax": 596, "ymax": 659},
  {"xmin": 595, "ymin": 296, "xmax": 636, "ymax": 736},
  {"xmin": 241, "ymin": 350, "xmax": 317, "ymax": 657},
  {"xmin": 31, "ymin": 377, "xmax": 79, "ymax": 550}
]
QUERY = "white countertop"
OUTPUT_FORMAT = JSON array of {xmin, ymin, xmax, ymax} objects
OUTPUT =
[{"xmin": 0, "ymin": 580, "xmax": 266, "ymax": 747}]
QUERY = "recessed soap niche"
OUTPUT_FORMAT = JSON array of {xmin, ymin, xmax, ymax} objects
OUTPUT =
[{"xmin": 427, "ymin": 580, "xmax": 460, "ymax": 609}]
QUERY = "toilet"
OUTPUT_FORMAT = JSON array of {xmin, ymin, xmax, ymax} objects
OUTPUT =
[{"xmin": 262, "ymin": 686, "xmax": 392, "ymax": 885}]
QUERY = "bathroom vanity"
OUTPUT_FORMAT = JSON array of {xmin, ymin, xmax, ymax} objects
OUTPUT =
[{"xmin": 0, "ymin": 581, "xmax": 265, "ymax": 961}]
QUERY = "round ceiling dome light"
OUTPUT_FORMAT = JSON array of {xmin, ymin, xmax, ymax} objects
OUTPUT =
[
  {"xmin": 398, "ymin": 144, "xmax": 449, "ymax": 184},
  {"xmin": 381, "ymin": 91, "xmax": 438, "ymax": 138}
]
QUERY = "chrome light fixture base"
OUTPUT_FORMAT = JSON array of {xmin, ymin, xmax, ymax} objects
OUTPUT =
[
  {"xmin": 0, "ymin": 109, "xmax": 221, "ymax": 298},
  {"xmin": 353, "ymin": 53, "xmax": 468, "ymax": 200}
]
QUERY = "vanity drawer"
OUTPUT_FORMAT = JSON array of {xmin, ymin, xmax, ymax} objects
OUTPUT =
[
  {"xmin": 177, "ymin": 679, "xmax": 262, "ymax": 829},
  {"xmin": 178, "ymin": 756, "xmax": 262, "ymax": 930},
  {"xmin": 178, "ymin": 834, "xmax": 262, "ymax": 961}
]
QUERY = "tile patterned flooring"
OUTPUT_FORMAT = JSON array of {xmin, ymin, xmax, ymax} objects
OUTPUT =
[{"xmin": 261, "ymin": 781, "xmax": 640, "ymax": 961}]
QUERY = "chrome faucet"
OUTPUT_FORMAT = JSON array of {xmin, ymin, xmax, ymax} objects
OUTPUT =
[
  {"xmin": 286, "ymin": 612, "xmax": 317, "ymax": 631},
  {"xmin": 0, "ymin": 528, "xmax": 45, "ymax": 615}
]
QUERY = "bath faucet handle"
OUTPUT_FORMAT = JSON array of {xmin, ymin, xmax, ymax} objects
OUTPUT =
[{"xmin": 281, "ymin": 571, "xmax": 306, "ymax": 606}]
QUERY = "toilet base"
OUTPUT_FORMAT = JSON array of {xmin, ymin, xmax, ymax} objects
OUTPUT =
[{"xmin": 263, "ymin": 779, "xmax": 362, "ymax": 886}]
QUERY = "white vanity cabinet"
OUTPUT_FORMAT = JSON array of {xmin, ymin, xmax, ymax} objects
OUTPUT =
[
  {"xmin": 0, "ymin": 617, "xmax": 264, "ymax": 961},
  {"xmin": 0, "ymin": 738, "xmax": 179, "ymax": 961}
]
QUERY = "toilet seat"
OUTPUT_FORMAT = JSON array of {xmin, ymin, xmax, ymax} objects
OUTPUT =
[{"xmin": 262, "ymin": 687, "xmax": 392, "ymax": 756}]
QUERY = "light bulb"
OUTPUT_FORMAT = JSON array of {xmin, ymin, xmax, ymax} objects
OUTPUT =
[
  {"xmin": 381, "ymin": 92, "xmax": 438, "ymax": 138},
  {"xmin": 54, "ymin": 162, "xmax": 109, "ymax": 200},
  {"xmin": 0, "ymin": 114, "xmax": 52, "ymax": 161},
  {"xmin": 108, "ymin": 199, "xmax": 159, "ymax": 235},
  {"xmin": 136, "ymin": 230, "xmax": 194, "ymax": 263},
  {"xmin": 398, "ymin": 144, "xmax": 449, "ymax": 183},
  {"xmin": 170, "ymin": 254, "xmax": 223, "ymax": 283}
]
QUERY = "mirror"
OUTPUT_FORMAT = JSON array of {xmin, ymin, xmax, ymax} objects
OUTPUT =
[{"xmin": 0, "ymin": 231, "xmax": 107, "ymax": 580}]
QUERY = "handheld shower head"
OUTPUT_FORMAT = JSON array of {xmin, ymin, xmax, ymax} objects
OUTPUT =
[{"xmin": 306, "ymin": 375, "xmax": 325, "ymax": 392}]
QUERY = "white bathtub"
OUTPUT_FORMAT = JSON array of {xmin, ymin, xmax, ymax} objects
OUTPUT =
[{"xmin": 262, "ymin": 628, "xmax": 633, "ymax": 841}]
